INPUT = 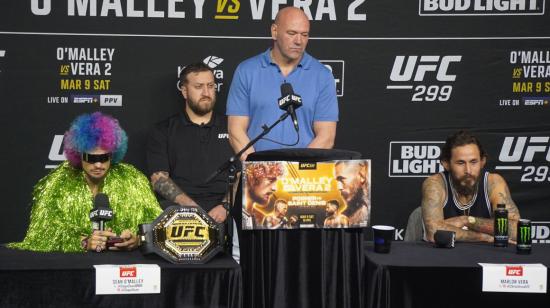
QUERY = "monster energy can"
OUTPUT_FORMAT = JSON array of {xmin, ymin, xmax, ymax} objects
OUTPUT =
[
  {"xmin": 494, "ymin": 203, "xmax": 509, "ymax": 247},
  {"xmin": 516, "ymin": 219, "xmax": 532, "ymax": 254}
]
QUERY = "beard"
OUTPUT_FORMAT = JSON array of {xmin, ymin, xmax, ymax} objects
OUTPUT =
[
  {"xmin": 343, "ymin": 185, "xmax": 366, "ymax": 215},
  {"xmin": 188, "ymin": 96, "xmax": 215, "ymax": 116},
  {"xmin": 451, "ymin": 174, "xmax": 479, "ymax": 196}
]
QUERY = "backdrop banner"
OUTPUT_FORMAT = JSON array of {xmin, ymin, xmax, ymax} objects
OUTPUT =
[{"xmin": 1, "ymin": 1, "xmax": 549, "ymax": 243}]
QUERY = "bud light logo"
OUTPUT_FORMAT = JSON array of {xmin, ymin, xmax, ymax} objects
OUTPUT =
[
  {"xmin": 506, "ymin": 266, "xmax": 524, "ymax": 276},
  {"xmin": 532, "ymin": 221, "xmax": 550, "ymax": 243},
  {"xmin": 495, "ymin": 136, "xmax": 550, "ymax": 183},
  {"xmin": 120, "ymin": 266, "xmax": 137, "ymax": 278},
  {"xmin": 389, "ymin": 141, "xmax": 445, "ymax": 177},
  {"xmin": 419, "ymin": 0, "xmax": 545, "ymax": 16}
]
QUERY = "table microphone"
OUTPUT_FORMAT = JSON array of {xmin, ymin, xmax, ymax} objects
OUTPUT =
[
  {"xmin": 434, "ymin": 230, "xmax": 455, "ymax": 248},
  {"xmin": 278, "ymin": 82, "xmax": 302, "ymax": 132},
  {"xmin": 89, "ymin": 193, "xmax": 113, "ymax": 231}
]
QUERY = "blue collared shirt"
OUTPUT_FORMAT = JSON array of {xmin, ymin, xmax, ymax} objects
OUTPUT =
[{"xmin": 226, "ymin": 49, "xmax": 338, "ymax": 151}]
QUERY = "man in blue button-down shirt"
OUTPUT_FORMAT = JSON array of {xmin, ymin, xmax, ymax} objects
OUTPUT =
[{"xmin": 226, "ymin": 6, "xmax": 339, "ymax": 159}]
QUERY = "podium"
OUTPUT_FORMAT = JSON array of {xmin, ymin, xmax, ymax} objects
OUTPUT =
[{"xmin": 233, "ymin": 149, "xmax": 366, "ymax": 308}]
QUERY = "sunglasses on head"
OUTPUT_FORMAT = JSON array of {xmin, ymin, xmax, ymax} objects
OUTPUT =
[{"xmin": 82, "ymin": 153, "xmax": 112, "ymax": 163}]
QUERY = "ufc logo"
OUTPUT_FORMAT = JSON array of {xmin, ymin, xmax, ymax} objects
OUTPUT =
[
  {"xmin": 99, "ymin": 210, "xmax": 113, "ymax": 217},
  {"xmin": 120, "ymin": 267, "xmax": 137, "ymax": 278},
  {"xmin": 169, "ymin": 225, "xmax": 207, "ymax": 239},
  {"xmin": 390, "ymin": 55, "xmax": 462, "ymax": 82},
  {"xmin": 499, "ymin": 137, "xmax": 550, "ymax": 162},
  {"xmin": 506, "ymin": 266, "xmax": 523, "ymax": 276},
  {"xmin": 48, "ymin": 135, "xmax": 65, "ymax": 162}
]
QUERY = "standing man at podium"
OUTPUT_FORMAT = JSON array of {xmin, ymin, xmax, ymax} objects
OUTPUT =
[{"xmin": 226, "ymin": 6, "xmax": 339, "ymax": 158}]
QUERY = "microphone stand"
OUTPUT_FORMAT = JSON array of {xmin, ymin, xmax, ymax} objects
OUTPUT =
[{"xmin": 204, "ymin": 111, "xmax": 292, "ymax": 254}]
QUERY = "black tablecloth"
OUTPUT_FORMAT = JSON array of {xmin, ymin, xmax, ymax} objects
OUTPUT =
[
  {"xmin": 365, "ymin": 241, "xmax": 550, "ymax": 308},
  {"xmin": 235, "ymin": 148, "xmax": 366, "ymax": 308},
  {"xmin": 0, "ymin": 247, "xmax": 242, "ymax": 308},
  {"xmin": 239, "ymin": 229, "xmax": 365, "ymax": 308}
]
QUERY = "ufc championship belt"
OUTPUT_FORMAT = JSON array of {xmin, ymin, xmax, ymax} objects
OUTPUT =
[{"xmin": 138, "ymin": 205, "xmax": 225, "ymax": 264}]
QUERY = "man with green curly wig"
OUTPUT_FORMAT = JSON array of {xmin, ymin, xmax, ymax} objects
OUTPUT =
[{"xmin": 8, "ymin": 112, "xmax": 162, "ymax": 253}]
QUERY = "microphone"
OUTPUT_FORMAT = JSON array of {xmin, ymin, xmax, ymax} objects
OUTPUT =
[
  {"xmin": 278, "ymin": 82, "xmax": 302, "ymax": 132},
  {"xmin": 434, "ymin": 230, "xmax": 455, "ymax": 248},
  {"xmin": 89, "ymin": 193, "xmax": 114, "ymax": 231}
]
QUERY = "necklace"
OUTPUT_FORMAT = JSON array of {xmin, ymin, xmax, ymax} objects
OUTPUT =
[{"xmin": 449, "ymin": 175, "xmax": 478, "ymax": 215}]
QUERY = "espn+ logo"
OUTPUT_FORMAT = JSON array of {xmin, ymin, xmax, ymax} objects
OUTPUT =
[
  {"xmin": 387, "ymin": 55, "xmax": 461, "ymax": 102},
  {"xmin": 389, "ymin": 142, "xmax": 444, "ymax": 177}
]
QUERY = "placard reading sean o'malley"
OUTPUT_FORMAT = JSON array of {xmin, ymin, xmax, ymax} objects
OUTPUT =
[{"xmin": 242, "ymin": 160, "xmax": 371, "ymax": 230}]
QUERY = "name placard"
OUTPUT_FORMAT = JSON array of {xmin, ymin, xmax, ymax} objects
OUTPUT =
[
  {"xmin": 479, "ymin": 263, "xmax": 547, "ymax": 293},
  {"xmin": 94, "ymin": 264, "xmax": 161, "ymax": 294}
]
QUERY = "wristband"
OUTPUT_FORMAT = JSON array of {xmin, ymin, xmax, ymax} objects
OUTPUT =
[{"xmin": 80, "ymin": 236, "xmax": 89, "ymax": 251}]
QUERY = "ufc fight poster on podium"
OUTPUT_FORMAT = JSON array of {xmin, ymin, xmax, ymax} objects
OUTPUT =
[{"xmin": 242, "ymin": 160, "xmax": 371, "ymax": 230}]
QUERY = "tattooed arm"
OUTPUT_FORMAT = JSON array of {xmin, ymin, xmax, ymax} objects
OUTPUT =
[
  {"xmin": 464, "ymin": 174, "xmax": 520, "ymax": 241},
  {"xmin": 150, "ymin": 171, "xmax": 198, "ymax": 207},
  {"xmin": 422, "ymin": 174, "xmax": 493, "ymax": 242}
]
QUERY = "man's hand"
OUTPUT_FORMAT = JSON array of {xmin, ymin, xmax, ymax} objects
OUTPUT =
[
  {"xmin": 208, "ymin": 204, "xmax": 228, "ymax": 223},
  {"xmin": 110, "ymin": 229, "xmax": 139, "ymax": 251},
  {"xmin": 88, "ymin": 228, "xmax": 117, "ymax": 252},
  {"xmin": 478, "ymin": 232, "xmax": 494, "ymax": 243},
  {"xmin": 307, "ymin": 121, "xmax": 336, "ymax": 149},
  {"xmin": 228, "ymin": 115, "xmax": 255, "ymax": 161},
  {"xmin": 444, "ymin": 216, "xmax": 468, "ymax": 229}
]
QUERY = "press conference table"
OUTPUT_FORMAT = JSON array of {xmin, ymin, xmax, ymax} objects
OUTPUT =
[
  {"xmin": 0, "ymin": 247, "xmax": 242, "ymax": 308},
  {"xmin": 365, "ymin": 241, "xmax": 550, "ymax": 308}
]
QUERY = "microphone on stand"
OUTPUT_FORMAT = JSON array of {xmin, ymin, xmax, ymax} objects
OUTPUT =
[{"xmin": 278, "ymin": 82, "xmax": 302, "ymax": 132}]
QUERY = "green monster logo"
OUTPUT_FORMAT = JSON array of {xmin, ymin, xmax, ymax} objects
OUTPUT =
[
  {"xmin": 496, "ymin": 218, "xmax": 508, "ymax": 234},
  {"xmin": 519, "ymin": 226, "xmax": 531, "ymax": 243}
]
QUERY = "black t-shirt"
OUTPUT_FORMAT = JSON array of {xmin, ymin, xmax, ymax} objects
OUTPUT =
[
  {"xmin": 146, "ymin": 111, "xmax": 234, "ymax": 212},
  {"xmin": 441, "ymin": 170, "xmax": 492, "ymax": 219}
]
